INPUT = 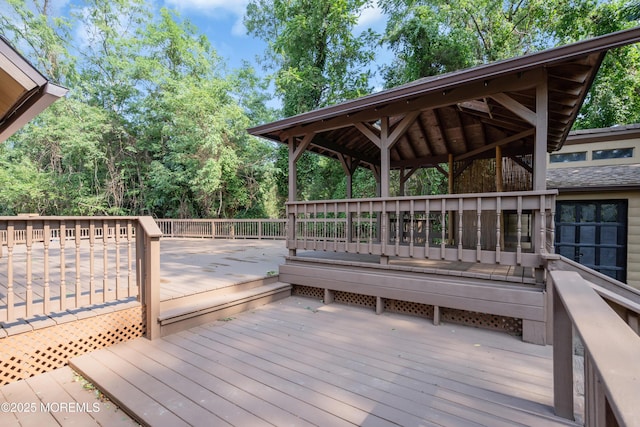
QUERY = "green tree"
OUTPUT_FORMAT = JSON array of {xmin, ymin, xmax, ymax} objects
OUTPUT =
[{"xmin": 246, "ymin": 0, "xmax": 377, "ymax": 209}]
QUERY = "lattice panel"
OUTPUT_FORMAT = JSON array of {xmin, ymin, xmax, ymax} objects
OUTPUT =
[
  {"xmin": 441, "ymin": 307, "xmax": 522, "ymax": 335},
  {"xmin": 334, "ymin": 291, "xmax": 376, "ymax": 308},
  {"xmin": 292, "ymin": 285, "xmax": 324, "ymax": 300},
  {"xmin": 0, "ymin": 305, "xmax": 144, "ymax": 386},
  {"xmin": 385, "ymin": 299, "xmax": 434, "ymax": 319}
]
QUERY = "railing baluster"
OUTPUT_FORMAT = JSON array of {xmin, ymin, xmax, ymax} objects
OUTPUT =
[
  {"xmin": 323, "ymin": 203, "xmax": 327, "ymax": 251},
  {"xmin": 410, "ymin": 199, "xmax": 415, "ymax": 257},
  {"xmin": 25, "ymin": 222, "xmax": 33, "ymax": 317},
  {"xmin": 441, "ymin": 200, "xmax": 446, "ymax": 259},
  {"xmin": 102, "ymin": 221, "xmax": 108, "ymax": 303},
  {"xmin": 345, "ymin": 201, "xmax": 349, "ymax": 252},
  {"xmin": 59, "ymin": 222, "xmax": 66, "ymax": 311},
  {"xmin": 496, "ymin": 197, "xmax": 501, "ymax": 264},
  {"xmin": 127, "ymin": 221, "xmax": 134, "ymax": 297},
  {"xmin": 382, "ymin": 200, "xmax": 388, "ymax": 256},
  {"xmin": 458, "ymin": 198, "xmax": 463, "ymax": 261},
  {"xmin": 549, "ymin": 197, "xmax": 556, "ymax": 254},
  {"xmin": 517, "ymin": 196, "xmax": 523, "ymax": 265},
  {"xmin": 6, "ymin": 222, "xmax": 14, "ymax": 322},
  {"xmin": 334, "ymin": 201, "xmax": 338, "ymax": 252},
  {"xmin": 89, "ymin": 221, "xmax": 96, "ymax": 304},
  {"xmin": 395, "ymin": 199, "xmax": 400, "ymax": 255},
  {"xmin": 368, "ymin": 201, "xmax": 373, "ymax": 254},
  {"xmin": 425, "ymin": 199, "xmax": 430, "ymax": 259},
  {"xmin": 476, "ymin": 197, "xmax": 482, "ymax": 262},
  {"xmin": 43, "ymin": 221, "xmax": 51, "ymax": 315},
  {"xmin": 115, "ymin": 221, "xmax": 121, "ymax": 300},
  {"xmin": 75, "ymin": 222, "xmax": 81, "ymax": 307},
  {"xmin": 356, "ymin": 201, "xmax": 361, "ymax": 254},
  {"xmin": 540, "ymin": 194, "xmax": 546, "ymax": 254}
]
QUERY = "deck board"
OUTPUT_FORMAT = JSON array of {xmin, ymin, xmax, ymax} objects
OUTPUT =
[{"xmin": 70, "ymin": 296, "xmax": 580, "ymax": 426}]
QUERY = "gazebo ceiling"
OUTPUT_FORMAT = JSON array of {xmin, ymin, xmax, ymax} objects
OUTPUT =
[
  {"xmin": 249, "ymin": 27, "xmax": 640, "ymax": 171},
  {"xmin": 0, "ymin": 35, "xmax": 67, "ymax": 143}
]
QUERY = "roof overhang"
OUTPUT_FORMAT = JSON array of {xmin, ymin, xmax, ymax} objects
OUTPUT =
[
  {"xmin": 0, "ymin": 36, "xmax": 68, "ymax": 143},
  {"xmin": 249, "ymin": 27, "xmax": 640, "ymax": 171}
]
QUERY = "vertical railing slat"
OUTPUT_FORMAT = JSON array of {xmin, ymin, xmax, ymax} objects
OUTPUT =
[
  {"xmin": 89, "ymin": 221, "xmax": 95, "ymax": 305},
  {"xmin": 496, "ymin": 197, "xmax": 501, "ymax": 264},
  {"xmin": 25, "ymin": 221, "xmax": 33, "ymax": 317},
  {"xmin": 476, "ymin": 197, "xmax": 482, "ymax": 262},
  {"xmin": 59, "ymin": 222, "xmax": 66, "ymax": 311},
  {"xmin": 102, "ymin": 221, "xmax": 108, "ymax": 303},
  {"xmin": 75, "ymin": 222, "xmax": 82, "ymax": 308},
  {"xmin": 6, "ymin": 222, "xmax": 14, "ymax": 322},
  {"xmin": 43, "ymin": 221, "xmax": 51, "ymax": 315}
]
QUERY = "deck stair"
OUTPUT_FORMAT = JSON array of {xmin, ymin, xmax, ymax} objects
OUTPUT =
[{"xmin": 158, "ymin": 276, "xmax": 291, "ymax": 336}]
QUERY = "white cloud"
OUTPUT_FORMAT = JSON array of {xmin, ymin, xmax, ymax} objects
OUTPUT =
[
  {"xmin": 164, "ymin": 0, "xmax": 248, "ymax": 16},
  {"xmin": 357, "ymin": 3, "xmax": 385, "ymax": 30},
  {"xmin": 163, "ymin": 0, "xmax": 249, "ymax": 36}
]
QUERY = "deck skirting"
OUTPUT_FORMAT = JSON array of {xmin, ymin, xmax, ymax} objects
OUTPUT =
[
  {"xmin": 281, "ymin": 257, "xmax": 546, "ymax": 344},
  {"xmin": 0, "ymin": 303, "xmax": 144, "ymax": 386}
]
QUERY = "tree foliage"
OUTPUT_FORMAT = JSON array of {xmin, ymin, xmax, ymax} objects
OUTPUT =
[
  {"xmin": 2, "ymin": 0, "xmax": 640, "ymax": 218},
  {"xmin": 1, "ymin": 0, "xmax": 278, "ymax": 218}
]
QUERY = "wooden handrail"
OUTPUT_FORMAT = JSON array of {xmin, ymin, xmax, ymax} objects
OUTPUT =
[
  {"xmin": 286, "ymin": 191, "xmax": 557, "ymax": 268},
  {"xmin": 0, "ymin": 216, "xmax": 163, "ymax": 340},
  {"xmin": 550, "ymin": 270, "xmax": 640, "ymax": 426},
  {"xmin": 154, "ymin": 218, "xmax": 287, "ymax": 240}
]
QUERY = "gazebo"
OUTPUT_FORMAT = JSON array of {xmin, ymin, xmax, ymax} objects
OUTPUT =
[{"xmin": 249, "ymin": 27, "xmax": 640, "ymax": 344}]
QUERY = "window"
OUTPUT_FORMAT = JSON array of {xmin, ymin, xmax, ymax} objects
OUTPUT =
[
  {"xmin": 592, "ymin": 147, "xmax": 634, "ymax": 160},
  {"xmin": 549, "ymin": 152, "xmax": 587, "ymax": 163}
]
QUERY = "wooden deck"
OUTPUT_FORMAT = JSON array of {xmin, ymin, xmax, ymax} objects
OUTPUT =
[
  {"xmin": 0, "ymin": 366, "xmax": 138, "ymax": 426},
  {"xmin": 71, "ymin": 296, "xmax": 581, "ymax": 426}
]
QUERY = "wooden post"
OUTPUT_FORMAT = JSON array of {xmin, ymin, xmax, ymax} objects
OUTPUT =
[
  {"xmin": 533, "ymin": 74, "xmax": 548, "ymax": 279},
  {"xmin": 379, "ymin": 119, "xmax": 390, "ymax": 264},
  {"xmin": 552, "ymin": 277, "xmax": 574, "ymax": 420},
  {"xmin": 288, "ymin": 137, "xmax": 297, "ymax": 257},
  {"xmin": 496, "ymin": 146, "xmax": 505, "ymax": 254},
  {"xmin": 138, "ymin": 217, "xmax": 163, "ymax": 340},
  {"xmin": 448, "ymin": 154, "xmax": 454, "ymax": 245}
]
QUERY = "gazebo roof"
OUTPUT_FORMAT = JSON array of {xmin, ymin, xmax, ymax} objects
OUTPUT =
[
  {"xmin": 249, "ymin": 27, "xmax": 640, "ymax": 171},
  {"xmin": 0, "ymin": 35, "xmax": 67, "ymax": 143}
]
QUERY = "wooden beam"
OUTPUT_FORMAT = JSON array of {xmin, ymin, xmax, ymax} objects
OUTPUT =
[
  {"xmin": 292, "ymin": 133, "xmax": 314, "ymax": 163},
  {"xmin": 310, "ymin": 136, "xmax": 378, "ymax": 167},
  {"xmin": 490, "ymin": 93, "xmax": 537, "ymax": 125},
  {"xmin": 391, "ymin": 154, "xmax": 450, "ymax": 169},
  {"xmin": 454, "ymin": 128, "xmax": 534, "ymax": 162},
  {"xmin": 387, "ymin": 111, "xmax": 421, "ymax": 149},
  {"xmin": 355, "ymin": 122, "xmax": 381, "ymax": 148},
  {"xmin": 510, "ymin": 154, "xmax": 533, "ymax": 173}
]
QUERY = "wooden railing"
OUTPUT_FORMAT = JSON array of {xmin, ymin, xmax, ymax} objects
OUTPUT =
[
  {"xmin": 155, "ymin": 218, "xmax": 287, "ymax": 240},
  {"xmin": 0, "ymin": 216, "xmax": 162, "ymax": 338},
  {"xmin": 286, "ymin": 190, "xmax": 557, "ymax": 267},
  {"xmin": 550, "ymin": 270, "xmax": 640, "ymax": 426}
]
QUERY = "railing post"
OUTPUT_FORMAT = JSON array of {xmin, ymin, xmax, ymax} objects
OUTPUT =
[
  {"xmin": 287, "ymin": 204, "xmax": 296, "ymax": 257},
  {"xmin": 137, "ymin": 217, "xmax": 162, "ymax": 340},
  {"xmin": 552, "ymin": 275, "xmax": 575, "ymax": 420}
]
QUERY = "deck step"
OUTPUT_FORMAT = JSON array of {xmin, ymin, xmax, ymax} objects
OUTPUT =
[
  {"xmin": 158, "ymin": 281, "xmax": 292, "ymax": 336},
  {"xmin": 160, "ymin": 275, "xmax": 281, "ymax": 312}
]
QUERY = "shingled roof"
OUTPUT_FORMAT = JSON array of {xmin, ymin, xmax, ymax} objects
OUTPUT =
[{"xmin": 547, "ymin": 164, "xmax": 640, "ymax": 191}]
